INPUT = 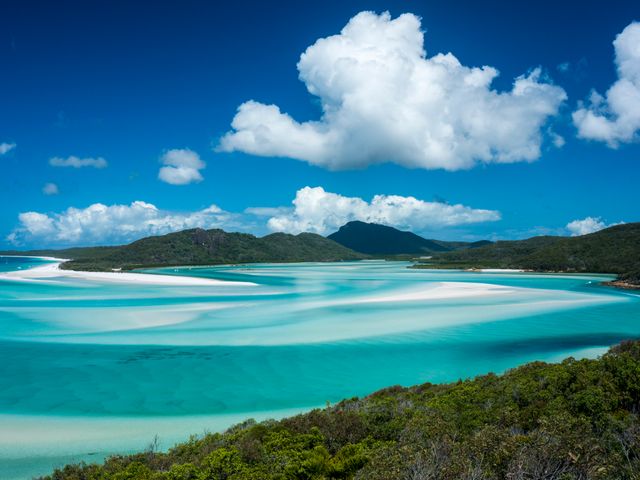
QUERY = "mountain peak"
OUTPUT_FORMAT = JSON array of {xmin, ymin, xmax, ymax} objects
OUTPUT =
[{"xmin": 328, "ymin": 221, "xmax": 449, "ymax": 255}]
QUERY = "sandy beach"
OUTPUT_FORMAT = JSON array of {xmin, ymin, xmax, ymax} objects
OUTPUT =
[
  {"xmin": 476, "ymin": 268, "xmax": 526, "ymax": 273},
  {"xmin": 0, "ymin": 257, "xmax": 257, "ymax": 287}
]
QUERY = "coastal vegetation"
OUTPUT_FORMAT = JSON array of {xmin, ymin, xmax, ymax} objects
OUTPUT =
[
  {"xmin": 42, "ymin": 341, "xmax": 640, "ymax": 479},
  {"xmin": 3, "ymin": 222, "xmax": 638, "ymax": 286},
  {"xmin": 415, "ymin": 223, "xmax": 640, "ymax": 286},
  {"xmin": 1, "ymin": 229, "xmax": 364, "ymax": 271}
]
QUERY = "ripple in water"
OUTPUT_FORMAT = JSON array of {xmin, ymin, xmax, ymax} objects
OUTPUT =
[{"xmin": 1, "ymin": 259, "xmax": 639, "ymax": 479}]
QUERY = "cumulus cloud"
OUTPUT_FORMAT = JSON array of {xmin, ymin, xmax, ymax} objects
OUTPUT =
[
  {"xmin": 266, "ymin": 186, "xmax": 501, "ymax": 235},
  {"xmin": 550, "ymin": 132, "xmax": 566, "ymax": 148},
  {"xmin": 42, "ymin": 182, "xmax": 59, "ymax": 195},
  {"xmin": 572, "ymin": 22, "xmax": 640, "ymax": 145},
  {"xmin": 244, "ymin": 206, "xmax": 291, "ymax": 217},
  {"xmin": 0, "ymin": 142, "xmax": 16, "ymax": 155},
  {"xmin": 49, "ymin": 156, "xmax": 108, "ymax": 168},
  {"xmin": 158, "ymin": 148, "xmax": 205, "ymax": 185},
  {"xmin": 9, "ymin": 186, "xmax": 501, "ymax": 246},
  {"xmin": 9, "ymin": 201, "xmax": 237, "ymax": 246},
  {"xmin": 565, "ymin": 217, "xmax": 624, "ymax": 236},
  {"xmin": 219, "ymin": 11, "xmax": 566, "ymax": 171}
]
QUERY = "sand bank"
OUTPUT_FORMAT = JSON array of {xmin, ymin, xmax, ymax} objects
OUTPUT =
[
  {"xmin": 476, "ymin": 268, "xmax": 525, "ymax": 273},
  {"xmin": 1, "ymin": 258, "xmax": 256, "ymax": 286},
  {"xmin": 352, "ymin": 281, "xmax": 516, "ymax": 304}
]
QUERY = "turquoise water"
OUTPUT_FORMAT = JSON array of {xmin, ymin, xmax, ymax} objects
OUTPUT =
[
  {"xmin": 0, "ymin": 255, "xmax": 51, "ymax": 273},
  {"xmin": 1, "ymin": 258, "xmax": 639, "ymax": 479}
]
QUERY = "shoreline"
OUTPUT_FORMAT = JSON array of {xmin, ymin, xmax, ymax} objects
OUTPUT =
[
  {"xmin": 0, "ymin": 407, "xmax": 309, "ymax": 480},
  {"xmin": 603, "ymin": 280, "xmax": 640, "ymax": 291},
  {"xmin": 0, "ymin": 255, "xmax": 68, "ymax": 262},
  {"xmin": 469, "ymin": 268, "xmax": 525, "ymax": 273},
  {"xmin": 0, "ymin": 257, "xmax": 257, "ymax": 287},
  {"xmin": 0, "ymin": 343, "xmax": 617, "ymax": 480},
  {"xmin": 414, "ymin": 263, "xmax": 632, "ymax": 284}
]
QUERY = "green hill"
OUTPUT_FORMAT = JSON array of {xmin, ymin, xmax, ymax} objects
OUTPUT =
[
  {"xmin": 418, "ymin": 223, "xmax": 640, "ymax": 284},
  {"xmin": 327, "ymin": 221, "xmax": 492, "ymax": 255},
  {"xmin": 41, "ymin": 341, "xmax": 640, "ymax": 479},
  {"xmin": 54, "ymin": 228, "xmax": 364, "ymax": 271}
]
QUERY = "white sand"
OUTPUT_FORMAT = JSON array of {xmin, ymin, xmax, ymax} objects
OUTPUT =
[
  {"xmin": 476, "ymin": 268, "xmax": 525, "ymax": 273},
  {"xmin": 352, "ymin": 281, "xmax": 515, "ymax": 304},
  {"xmin": 1, "ymin": 258, "xmax": 256, "ymax": 286}
]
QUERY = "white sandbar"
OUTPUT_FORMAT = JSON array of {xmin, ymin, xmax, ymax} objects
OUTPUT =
[
  {"xmin": 475, "ymin": 268, "xmax": 525, "ymax": 273},
  {"xmin": 352, "ymin": 281, "xmax": 516, "ymax": 304},
  {"xmin": 1, "ymin": 257, "xmax": 256, "ymax": 286}
]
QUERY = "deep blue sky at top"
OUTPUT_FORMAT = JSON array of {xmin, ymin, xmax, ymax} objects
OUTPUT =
[{"xmin": 0, "ymin": 0, "xmax": 638, "ymax": 246}]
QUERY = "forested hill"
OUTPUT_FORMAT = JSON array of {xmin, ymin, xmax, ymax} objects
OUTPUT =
[
  {"xmin": 0, "ymin": 228, "xmax": 364, "ymax": 271},
  {"xmin": 328, "ymin": 221, "xmax": 448, "ymax": 254},
  {"xmin": 3, "ymin": 223, "xmax": 638, "ymax": 281},
  {"xmin": 419, "ymin": 222, "xmax": 640, "ymax": 282},
  {"xmin": 43, "ymin": 341, "xmax": 640, "ymax": 479},
  {"xmin": 328, "ymin": 221, "xmax": 492, "ymax": 255}
]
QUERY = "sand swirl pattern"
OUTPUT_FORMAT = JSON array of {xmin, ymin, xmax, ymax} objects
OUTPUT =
[{"xmin": 1, "ymin": 257, "xmax": 639, "ymax": 479}]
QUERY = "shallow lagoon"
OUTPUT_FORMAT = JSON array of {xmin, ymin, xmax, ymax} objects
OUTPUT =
[{"xmin": 1, "ymin": 258, "xmax": 639, "ymax": 479}]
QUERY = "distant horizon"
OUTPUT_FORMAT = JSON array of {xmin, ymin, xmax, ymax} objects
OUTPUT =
[
  {"xmin": 2, "ymin": 0, "xmax": 639, "ymax": 249},
  {"xmin": 0, "ymin": 218, "xmax": 636, "ymax": 252}
]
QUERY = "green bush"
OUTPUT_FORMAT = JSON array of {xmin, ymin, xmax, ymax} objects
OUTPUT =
[{"xmin": 41, "ymin": 341, "xmax": 640, "ymax": 480}]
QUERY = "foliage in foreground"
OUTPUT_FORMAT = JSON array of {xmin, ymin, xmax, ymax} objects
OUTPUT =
[{"xmin": 43, "ymin": 341, "xmax": 640, "ymax": 480}]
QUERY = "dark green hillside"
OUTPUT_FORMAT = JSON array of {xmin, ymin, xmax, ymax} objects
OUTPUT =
[
  {"xmin": 432, "ymin": 239, "xmax": 494, "ymax": 250},
  {"xmin": 419, "ymin": 235, "xmax": 563, "ymax": 268},
  {"xmin": 328, "ymin": 221, "xmax": 491, "ymax": 255},
  {"xmin": 60, "ymin": 228, "xmax": 364, "ymax": 271},
  {"xmin": 328, "ymin": 221, "xmax": 446, "ymax": 254},
  {"xmin": 621, "ymin": 269, "xmax": 640, "ymax": 284},
  {"xmin": 42, "ymin": 341, "xmax": 640, "ymax": 479},
  {"xmin": 418, "ymin": 223, "xmax": 640, "ymax": 284}
]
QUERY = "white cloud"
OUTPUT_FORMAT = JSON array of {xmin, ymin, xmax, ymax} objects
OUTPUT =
[
  {"xmin": 0, "ymin": 142, "xmax": 16, "ymax": 155},
  {"xmin": 551, "ymin": 132, "xmax": 566, "ymax": 148},
  {"xmin": 9, "ymin": 187, "xmax": 501, "ymax": 246},
  {"xmin": 572, "ymin": 22, "xmax": 640, "ymax": 145},
  {"xmin": 17, "ymin": 212, "xmax": 55, "ymax": 238},
  {"xmin": 266, "ymin": 186, "xmax": 501, "ymax": 235},
  {"xmin": 42, "ymin": 182, "xmax": 59, "ymax": 195},
  {"xmin": 49, "ymin": 156, "xmax": 108, "ymax": 168},
  {"xmin": 565, "ymin": 216, "xmax": 624, "ymax": 236},
  {"xmin": 219, "ymin": 11, "xmax": 566, "ymax": 171},
  {"xmin": 158, "ymin": 148, "xmax": 205, "ymax": 185},
  {"xmin": 9, "ymin": 201, "xmax": 237, "ymax": 246},
  {"xmin": 244, "ymin": 206, "xmax": 291, "ymax": 217}
]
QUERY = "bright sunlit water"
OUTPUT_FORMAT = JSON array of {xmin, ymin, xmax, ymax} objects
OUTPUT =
[{"xmin": 1, "ymin": 257, "xmax": 639, "ymax": 479}]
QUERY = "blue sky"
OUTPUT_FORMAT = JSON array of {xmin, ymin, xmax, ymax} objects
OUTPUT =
[{"xmin": 1, "ymin": 0, "xmax": 639, "ymax": 248}]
